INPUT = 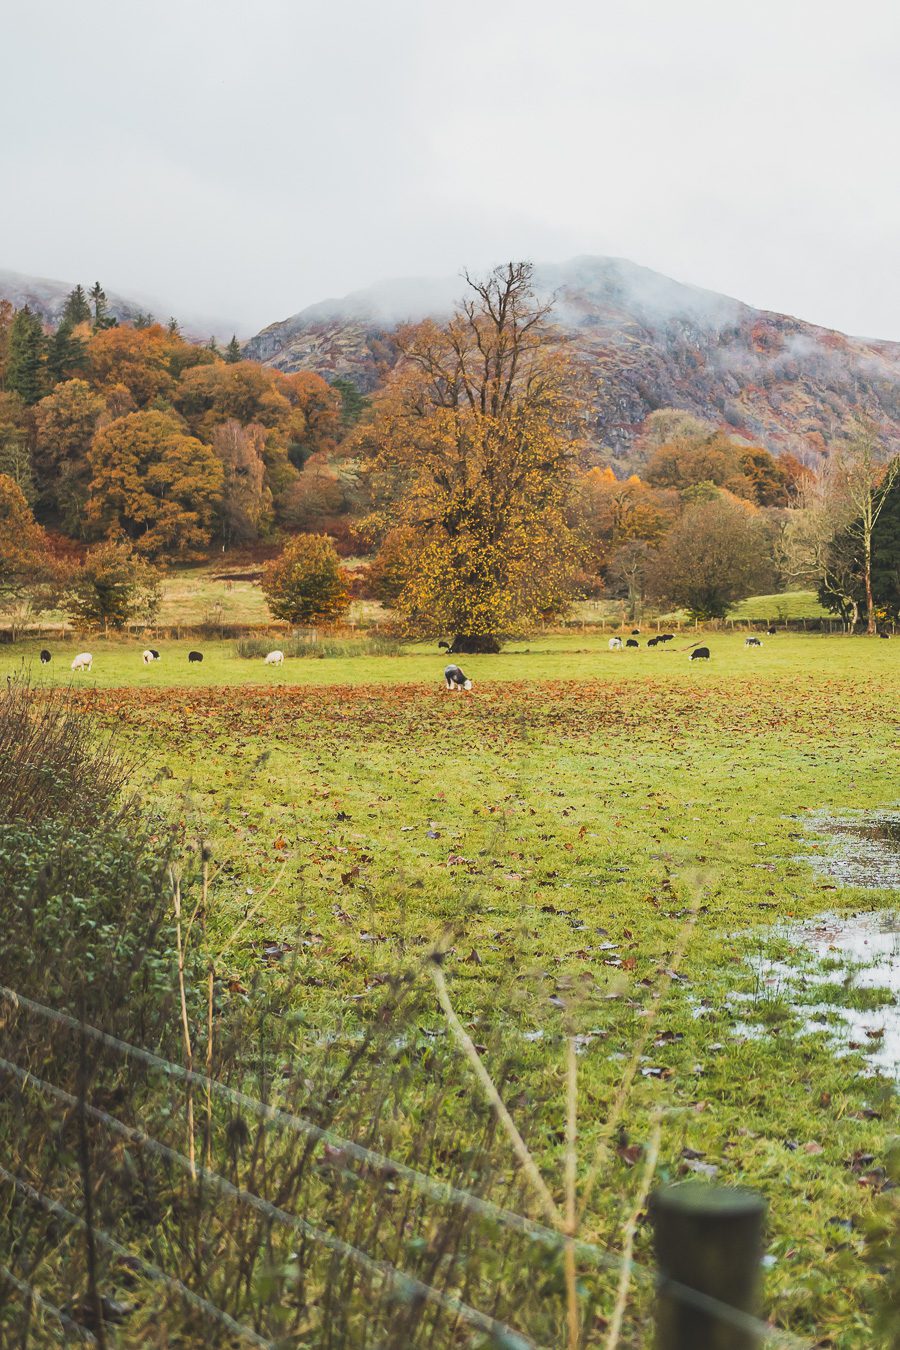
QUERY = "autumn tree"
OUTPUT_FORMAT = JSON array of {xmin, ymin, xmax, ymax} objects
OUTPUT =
[
  {"xmin": 0, "ymin": 394, "xmax": 34, "ymax": 504},
  {"xmin": 606, "ymin": 539, "xmax": 658, "ymax": 621},
  {"xmin": 0, "ymin": 475, "xmax": 61, "ymax": 635},
  {"xmin": 211, "ymin": 420, "xmax": 273, "ymax": 545},
  {"xmin": 648, "ymin": 496, "xmax": 776, "ymax": 619},
  {"xmin": 261, "ymin": 533, "xmax": 350, "ymax": 626},
  {"xmin": 66, "ymin": 537, "xmax": 161, "ymax": 630},
  {"xmin": 33, "ymin": 379, "xmax": 107, "ymax": 533},
  {"xmin": 87, "ymin": 325, "xmax": 177, "ymax": 407},
  {"xmin": 357, "ymin": 262, "xmax": 585, "ymax": 650},
  {"xmin": 86, "ymin": 410, "xmax": 223, "ymax": 559},
  {"xmin": 830, "ymin": 424, "xmax": 900, "ymax": 634}
]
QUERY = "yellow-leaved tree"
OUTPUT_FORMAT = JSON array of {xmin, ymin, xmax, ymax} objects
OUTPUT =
[{"xmin": 357, "ymin": 262, "xmax": 585, "ymax": 652}]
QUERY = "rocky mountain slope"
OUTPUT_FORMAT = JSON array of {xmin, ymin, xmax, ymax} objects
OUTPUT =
[
  {"xmin": 0, "ymin": 268, "xmax": 150, "ymax": 327},
  {"xmin": 245, "ymin": 257, "xmax": 900, "ymax": 465}
]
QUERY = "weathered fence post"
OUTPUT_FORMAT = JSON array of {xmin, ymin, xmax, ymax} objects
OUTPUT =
[{"xmin": 650, "ymin": 1183, "xmax": 766, "ymax": 1349}]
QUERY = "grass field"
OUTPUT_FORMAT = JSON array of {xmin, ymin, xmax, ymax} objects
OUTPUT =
[{"xmin": 4, "ymin": 631, "xmax": 897, "ymax": 1344}]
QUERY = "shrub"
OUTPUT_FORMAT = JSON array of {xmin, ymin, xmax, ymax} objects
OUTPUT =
[
  {"xmin": 66, "ymin": 536, "xmax": 162, "ymax": 630},
  {"xmin": 261, "ymin": 533, "xmax": 350, "ymax": 626}
]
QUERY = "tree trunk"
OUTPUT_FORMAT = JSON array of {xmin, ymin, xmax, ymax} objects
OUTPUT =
[
  {"xmin": 864, "ymin": 534, "xmax": 876, "ymax": 635},
  {"xmin": 450, "ymin": 634, "xmax": 501, "ymax": 654}
]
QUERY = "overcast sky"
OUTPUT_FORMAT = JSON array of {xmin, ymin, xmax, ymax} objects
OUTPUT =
[{"xmin": 2, "ymin": 0, "xmax": 898, "ymax": 338}]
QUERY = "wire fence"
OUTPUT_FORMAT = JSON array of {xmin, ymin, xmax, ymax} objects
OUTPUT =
[{"xmin": 0, "ymin": 985, "xmax": 815, "ymax": 1349}]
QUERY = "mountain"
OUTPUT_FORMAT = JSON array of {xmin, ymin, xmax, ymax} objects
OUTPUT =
[
  {"xmin": 0, "ymin": 268, "xmax": 152, "ymax": 327},
  {"xmin": 244, "ymin": 257, "xmax": 900, "ymax": 465},
  {"xmin": 0, "ymin": 269, "xmax": 236, "ymax": 342}
]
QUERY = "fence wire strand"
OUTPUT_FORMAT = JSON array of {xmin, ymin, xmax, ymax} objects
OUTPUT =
[
  {"xmin": 0, "ymin": 1260, "xmax": 97, "ymax": 1344},
  {"xmin": 0, "ymin": 990, "xmax": 815, "ymax": 1349},
  {"xmin": 0, "ymin": 1055, "xmax": 542, "ymax": 1350}
]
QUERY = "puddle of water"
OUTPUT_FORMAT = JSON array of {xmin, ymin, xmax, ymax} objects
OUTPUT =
[
  {"xmin": 796, "ymin": 809, "xmax": 900, "ymax": 889},
  {"xmin": 736, "ymin": 910, "xmax": 900, "ymax": 1077}
]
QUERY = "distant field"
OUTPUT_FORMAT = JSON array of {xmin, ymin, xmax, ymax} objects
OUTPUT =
[{"xmin": 728, "ymin": 589, "xmax": 831, "ymax": 620}]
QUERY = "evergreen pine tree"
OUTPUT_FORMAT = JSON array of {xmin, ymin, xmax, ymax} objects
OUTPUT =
[
  {"xmin": 89, "ymin": 281, "xmax": 116, "ymax": 331},
  {"xmin": 871, "ymin": 459, "xmax": 900, "ymax": 621},
  {"xmin": 167, "ymin": 316, "xmax": 181, "ymax": 337},
  {"xmin": 62, "ymin": 284, "xmax": 91, "ymax": 326},
  {"xmin": 207, "ymin": 335, "xmax": 220, "ymax": 354},
  {"xmin": 225, "ymin": 335, "xmax": 242, "ymax": 363},
  {"xmin": 5, "ymin": 308, "xmax": 47, "ymax": 405},
  {"xmin": 47, "ymin": 319, "xmax": 88, "ymax": 384},
  {"xmin": 133, "ymin": 310, "xmax": 154, "ymax": 329}
]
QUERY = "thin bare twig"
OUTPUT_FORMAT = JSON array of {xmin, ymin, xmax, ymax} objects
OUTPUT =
[
  {"xmin": 430, "ymin": 961, "xmax": 562, "ymax": 1229},
  {"xmin": 604, "ymin": 1112, "xmax": 663, "ymax": 1350},
  {"xmin": 171, "ymin": 871, "xmax": 196, "ymax": 1180},
  {"xmin": 564, "ymin": 1035, "xmax": 579, "ymax": 1350}
]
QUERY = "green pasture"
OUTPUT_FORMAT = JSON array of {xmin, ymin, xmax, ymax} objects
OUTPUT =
[
  {"xmin": 4, "ymin": 630, "xmax": 897, "ymax": 1344},
  {"xmin": 1, "ymin": 628, "xmax": 892, "ymax": 690}
]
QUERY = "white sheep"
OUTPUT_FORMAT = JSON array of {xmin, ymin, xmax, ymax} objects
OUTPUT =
[
  {"xmin": 608, "ymin": 637, "xmax": 623, "ymax": 651},
  {"xmin": 264, "ymin": 650, "xmax": 285, "ymax": 666},
  {"xmin": 71, "ymin": 652, "xmax": 93, "ymax": 672}
]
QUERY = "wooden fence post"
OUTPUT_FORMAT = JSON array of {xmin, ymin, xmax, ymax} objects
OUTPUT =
[{"xmin": 650, "ymin": 1183, "xmax": 766, "ymax": 1349}]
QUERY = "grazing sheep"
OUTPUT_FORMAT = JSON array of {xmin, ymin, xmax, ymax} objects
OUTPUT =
[
  {"xmin": 264, "ymin": 650, "xmax": 285, "ymax": 666},
  {"xmin": 438, "ymin": 640, "xmax": 451, "ymax": 651},
  {"xmin": 444, "ymin": 664, "xmax": 473, "ymax": 691},
  {"xmin": 647, "ymin": 635, "xmax": 660, "ymax": 647},
  {"xmin": 71, "ymin": 652, "xmax": 93, "ymax": 672},
  {"xmin": 142, "ymin": 649, "xmax": 161, "ymax": 664},
  {"xmin": 879, "ymin": 631, "xmax": 892, "ymax": 640},
  {"xmin": 626, "ymin": 638, "xmax": 639, "ymax": 648},
  {"xmin": 745, "ymin": 637, "xmax": 762, "ymax": 647},
  {"xmin": 767, "ymin": 627, "xmax": 777, "ymax": 635},
  {"xmin": 188, "ymin": 650, "xmax": 204, "ymax": 662},
  {"xmin": 690, "ymin": 646, "xmax": 711, "ymax": 661},
  {"xmin": 631, "ymin": 629, "xmax": 640, "ymax": 636},
  {"xmin": 608, "ymin": 637, "xmax": 623, "ymax": 651},
  {"xmin": 39, "ymin": 649, "xmax": 51, "ymax": 664},
  {"xmin": 659, "ymin": 634, "xmax": 675, "ymax": 643}
]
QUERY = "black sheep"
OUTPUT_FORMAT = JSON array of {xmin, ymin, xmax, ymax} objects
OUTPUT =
[
  {"xmin": 626, "ymin": 638, "xmax": 639, "ymax": 648},
  {"xmin": 690, "ymin": 646, "xmax": 711, "ymax": 661},
  {"xmin": 188, "ymin": 650, "xmax": 204, "ymax": 663},
  {"xmin": 39, "ymin": 649, "xmax": 51, "ymax": 664}
]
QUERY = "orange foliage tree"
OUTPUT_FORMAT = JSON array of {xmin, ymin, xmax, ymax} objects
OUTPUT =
[
  {"xmin": 261, "ymin": 533, "xmax": 350, "ymax": 626},
  {"xmin": 86, "ymin": 411, "xmax": 223, "ymax": 559},
  {"xmin": 357, "ymin": 262, "xmax": 585, "ymax": 651}
]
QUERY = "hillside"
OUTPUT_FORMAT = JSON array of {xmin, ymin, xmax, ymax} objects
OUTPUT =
[
  {"xmin": 244, "ymin": 257, "xmax": 900, "ymax": 465},
  {"xmin": 0, "ymin": 268, "xmax": 151, "ymax": 327}
]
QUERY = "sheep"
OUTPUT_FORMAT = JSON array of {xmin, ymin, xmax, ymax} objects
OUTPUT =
[
  {"xmin": 188, "ymin": 650, "xmax": 204, "ymax": 663},
  {"xmin": 767, "ymin": 627, "xmax": 777, "ymax": 635},
  {"xmin": 438, "ymin": 640, "xmax": 451, "ymax": 651},
  {"xmin": 626, "ymin": 638, "xmax": 639, "ymax": 648},
  {"xmin": 630, "ymin": 629, "xmax": 640, "ymax": 636},
  {"xmin": 444, "ymin": 664, "xmax": 473, "ymax": 692},
  {"xmin": 879, "ymin": 631, "xmax": 892, "ymax": 640},
  {"xmin": 264, "ymin": 650, "xmax": 285, "ymax": 666},
  {"xmin": 71, "ymin": 652, "xmax": 93, "ymax": 672},
  {"xmin": 39, "ymin": 649, "xmax": 51, "ymax": 664},
  {"xmin": 745, "ymin": 637, "xmax": 762, "ymax": 647},
  {"xmin": 659, "ymin": 634, "xmax": 675, "ymax": 643},
  {"xmin": 608, "ymin": 637, "xmax": 623, "ymax": 651},
  {"xmin": 689, "ymin": 646, "xmax": 711, "ymax": 661},
  {"xmin": 647, "ymin": 635, "xmax": 660, "ymax": 647},
  {"xmin": 142, "ymin": 649, "xmax": 161, "ymax": 664}
]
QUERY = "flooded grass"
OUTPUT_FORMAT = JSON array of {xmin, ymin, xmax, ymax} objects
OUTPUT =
[{"xmin": 796, "ymin": 808, "xmax": 900, "ymax": 889}]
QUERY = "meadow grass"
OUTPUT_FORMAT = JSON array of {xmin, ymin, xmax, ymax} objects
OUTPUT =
[{"xmin": 2, "ymin": 630, "xmax": 897, "ymax": 1344}]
